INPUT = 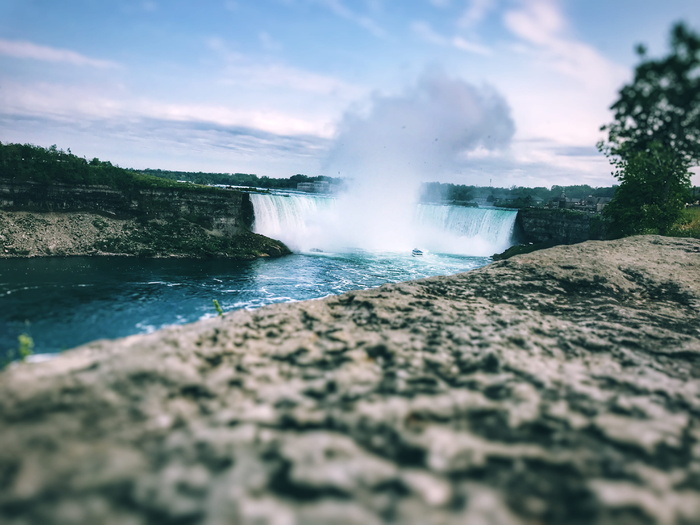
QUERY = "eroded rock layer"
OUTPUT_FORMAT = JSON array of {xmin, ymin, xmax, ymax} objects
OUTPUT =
[
  {"xmin": 0, "ymin": 210, "xmax": 289, "ymax": 259},
  {"xmin": 1, "ymin": 236, "xmax": 699, "ymax": 524}
]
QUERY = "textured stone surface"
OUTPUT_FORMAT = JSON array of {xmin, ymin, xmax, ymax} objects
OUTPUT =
[
  {"xmin": 517, "ymin": 208, "xmax": 599, "ymax": 244},
  {"xmin": 0, "ymin": 210, "xmax": 289, "ymax": 259},
  {"xmin": 0, "ymin": 179, "xmax": 255, "ymax": 235},
  {"xmin": 1, "ymin": 235, "xmax": 699, "ymax": 524}
]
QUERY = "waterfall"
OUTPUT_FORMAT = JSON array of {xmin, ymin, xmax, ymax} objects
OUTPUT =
[
  {"xmin": 250, "ymin": 192, "xmax": 516, "ymax": 256},
  {"xmin": 249, "ymin": 193, "xmax": 332, "ymax": 245},
  {"xmin": 413, "ymin": 204, "xmax": 517, "ymax": 255}
]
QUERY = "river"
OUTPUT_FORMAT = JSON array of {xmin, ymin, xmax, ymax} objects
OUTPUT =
[{"xmin": 0, "ymin": 194, "xmax": 517, "ymax": 357}]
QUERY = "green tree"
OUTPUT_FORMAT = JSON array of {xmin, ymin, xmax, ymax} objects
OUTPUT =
[
  {"xmin": 603, "ymin": 144, "xmax": 691, "ymax": 236},
  {"xmin": 598, "ymin": 22, "xmax": 698, "ymax": 237},
  {"xmin": 600, "ymin": 23, "xmax": 700, "ymax": 162}
]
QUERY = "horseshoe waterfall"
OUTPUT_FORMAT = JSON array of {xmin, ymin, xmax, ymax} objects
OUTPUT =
[{"xmin": 249, "ymin": 193, "xmax": 517, "ymax": 256}]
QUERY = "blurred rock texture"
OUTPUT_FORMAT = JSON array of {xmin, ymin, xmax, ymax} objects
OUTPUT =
[{"xmin": 1, "ymin": 235, "xmax": 699, "ymax": 524}]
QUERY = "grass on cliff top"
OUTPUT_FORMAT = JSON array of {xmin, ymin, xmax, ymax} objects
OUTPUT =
[{"xmin": 667, "ymin": 207, "xmax": 700, "ymax": 238}]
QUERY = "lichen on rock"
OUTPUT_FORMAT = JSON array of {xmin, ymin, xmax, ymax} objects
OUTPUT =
[{"xmin": 0, "ymin": 235, "xmax": 699, "ymax": 524}]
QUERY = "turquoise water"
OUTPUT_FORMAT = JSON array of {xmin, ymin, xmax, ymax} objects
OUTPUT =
[
  {"xmin": 1, "ymin": 194, "xmax": 518, "ymax": 359},
  {"xmin": 0, "ymin": 250, "xmax": 492, "ymax": 357}
]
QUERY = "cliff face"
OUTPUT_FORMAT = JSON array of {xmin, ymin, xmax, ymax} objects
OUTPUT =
[
  {"xmin": 0, "ymin": 179, "xmax": 288, "ymax": 259},
  {"xmin": 0, "ymin": 210, "xmax": 289, "ymax": 259},
  {"xmin": 516, "ymin": 208, "xmax": 603, "ymax": 244},
  {"xmin": 0, "ymin": 179, "xmax": 254, "ymax": 235},
  {"xmin": 1, "ymin": 235, "xmax": 699, "ymax": 524}
]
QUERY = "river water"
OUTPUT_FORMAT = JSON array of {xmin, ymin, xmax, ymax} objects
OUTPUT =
[{"xmin": 0, "ymin": 194, "xmax": 517, "ymax": 358}]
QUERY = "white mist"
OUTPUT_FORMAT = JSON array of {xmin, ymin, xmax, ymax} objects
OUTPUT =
[{"xmin": 321, "ymin": 67, "xmax": 515, "ymax": 253}]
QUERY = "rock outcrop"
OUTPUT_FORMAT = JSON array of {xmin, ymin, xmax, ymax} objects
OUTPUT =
[
  {"xmin": 0, "ymin": 210, "xmax": 289, "ymax": 259},
  {"xmin": 1, "ymin": 236, "xmax": 699, "ymax": 524},
  {"xmin": 0, "ymin": 179, "xmax": 291, "ymax": 259},
  {"xmin": 0, "ymin": 179, "xmax": 255, "ymax": 235},
  {"xmin": 516, "ymin": 208, "xmax": 606, "ymax": 244}
]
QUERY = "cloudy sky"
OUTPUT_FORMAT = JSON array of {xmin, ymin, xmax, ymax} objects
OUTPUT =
[{"xmin": 0, "ymin": 0, "xmax": 698, "ymax": 188}]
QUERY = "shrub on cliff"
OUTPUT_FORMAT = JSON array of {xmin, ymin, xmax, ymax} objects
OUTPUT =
[
  {"xmin": 668, "ymin": 208, "xmax": 700, "ymax": 238},
  {"xmin": 603, "ymin": 144, "xmax": 692, "ymax": 237}
]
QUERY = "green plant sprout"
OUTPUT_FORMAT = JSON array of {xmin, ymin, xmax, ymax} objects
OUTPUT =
[
  {"xmin": 212, "ymin": 299, "xmax": 224, "ymax": 317},
  {"xmin": 1, "ymin": 333, "xmax": 35, "ymax": 369},
  {"xmin": 17, "ymin": 334, "xmax": 34, "ymax": 359}
]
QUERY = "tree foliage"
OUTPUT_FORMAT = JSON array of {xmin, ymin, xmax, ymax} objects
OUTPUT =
[
  {"xmin": 140, "ymin": 168, "xmax": 341, "ymax": 190},
  {"xmin": 0, "ymin": 142, "xmax": 222, "ymax": 194},
  {"xmin": 600, "ymin": 23, "xmax": 700, "ymax": 162},
  {"xmin": 598, "ymin": 22, "xmax": 698, "ymax": 237},
  {"xmin": 603, "ymin": 144, "xmax": 691, "ymax": 236},
  {"xmin": 419, "ymin": 182, "xmax": 615, "ymax": 208}
]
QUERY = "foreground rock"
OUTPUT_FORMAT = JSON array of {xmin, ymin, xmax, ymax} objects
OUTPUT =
[
  {"xmin": 1, "ymin": 236, "xmax": 699, "ymax": 524},
  {"xmin": 0, "ymin": 210, "xmax": 289, "ymax": 259}
]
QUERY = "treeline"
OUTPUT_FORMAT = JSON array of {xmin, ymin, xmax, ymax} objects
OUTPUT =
[
  {"xmin": 1, "ymin": 143, "xmax": 622, "ymax": 209},
  {"xmin": 419, "ymin": 181, "xmax": 617, "ymax": 207},
  {"xmin": 0, "ymin": 143, "xmax": 217, "ymax": 193},
  {"xmin": 139, "ymin": 169, "xmax": 342, "ymax": 190}
]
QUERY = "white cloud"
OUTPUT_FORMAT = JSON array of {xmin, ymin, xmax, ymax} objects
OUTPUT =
[
  {"xmin": 451, "ymin": 36, "xmax": 492, "ymax": 55},
  {"xmin": 145, "ymin": 102, "xmax": 329, "ymax": 137},
  {"xmin": 458, "ymin": 0, "xmax": 496, "ymax": 28},
  {"xmin": 0, "ymin": 37, "xmax": 365, "ymax": 160},
  {"xmin": 448, "ymin": 137, "xmax": 614, "ymax": 188},
  {"xmin": 411, "ymin": 21, "xmax": 449, "ymax": 45},
  {"xmin": 487, "ymin": 0, "xmax": 629, "ymax": 184},
  {"xmin": 503, "ymin": 0, "xmax": 627, "ymax": 91},
  {"xmin": 0, "ymin": 81, "xmax": 124, "ymax": 123},
  {"xmin": 504, "ymin": 0, "xmax": 564, "ymax": 43},
  {"xmin": 314, "ymin": 0, "xmax": 387, "ymax": 38},
  {"xmin": 259, "ymin": 31, "xmax": 282, "ymax": 51},
  {"xmin": 0, "ymin": 39, "xmax": 119, "ymax": 69},
  {"xmin": 0, "ymin": 80, "xmax": 335, "ymax": 139},
  {"xmin": 412, "ymin": 21, "xmax": 492, "ymax": 55},
  {"xmin": 226, "ymin": 61, "xmax": 351, "ymax": 95},
  {"xmin": 208, "ymin": 39, "xmax": 364, "ymax": 98}
]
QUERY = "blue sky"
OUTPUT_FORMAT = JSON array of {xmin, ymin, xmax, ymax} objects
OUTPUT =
[{"xmin": 0, "ymin": 0, "xmax": 698, "ymax": 187}]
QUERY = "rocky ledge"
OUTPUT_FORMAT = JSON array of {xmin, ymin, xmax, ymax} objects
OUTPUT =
[
  {"xmin": 1, "ymin": 235, "xmax": 699, "ymax": 524},
  {"xmin": 0, "ymin": 210, "xmax": 289, "ymax": 259}
]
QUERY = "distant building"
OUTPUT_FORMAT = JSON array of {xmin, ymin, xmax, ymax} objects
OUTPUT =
[
  {"xmin": 690, "ymin": 187, "xmax": 700, "ymax": 207},
  {"xmin": 558, "ymin": 189, "xmax": 567, "ymax": 209},
  {"xmin": 297, "ymin": 181, "xmax": 330, "ymax": 193},
  {"xmin": 548, "ymin": 192, "xmax": 611, "ymax": 213},
  {"xmin": 594, "ymin": 197, "xmax": 612, "ymax": 213}
]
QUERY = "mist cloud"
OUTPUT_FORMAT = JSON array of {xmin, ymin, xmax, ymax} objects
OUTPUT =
[
  {"xmin": 316, "ymin": 68, "xmax": 516, "ymax": 253},
  {"xmin": 326, "ymin": 67, "xmax": 515, "ymax": 180}
]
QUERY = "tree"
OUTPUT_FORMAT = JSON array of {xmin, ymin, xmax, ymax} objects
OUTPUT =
[
  {"xmin": 448, "ymin": 184, "xmax": 474, "ymax": 203},
  {"xmin": 600, "ymin": 23, "xmax": 700, "ymax": 162},
  {"xmin": 603, "ymin": 143, "xmax": 691, "ymax": 236},
  {"xmin": 598, "ymin": 22, "xmax": 698, "ymax": 236}
]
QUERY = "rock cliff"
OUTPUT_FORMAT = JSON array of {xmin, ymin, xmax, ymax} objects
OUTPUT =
[
  {"xmin": 0, "ymin": 179, "xmax": 254, "ymax": 234},
  {"xmin": 516, "ymin": 208, "xmax": 605, "ymax": 244},
  {"xmin": 0, "ymin": 236, "xmax": 699, "ymax": 525},
  {"xmin": 0, "ymin": 210, "xmax": 289, "ymax": 259},
  {"xmin": 0, "ymin": 179, "xmax": 289, "ymax": 259}
]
